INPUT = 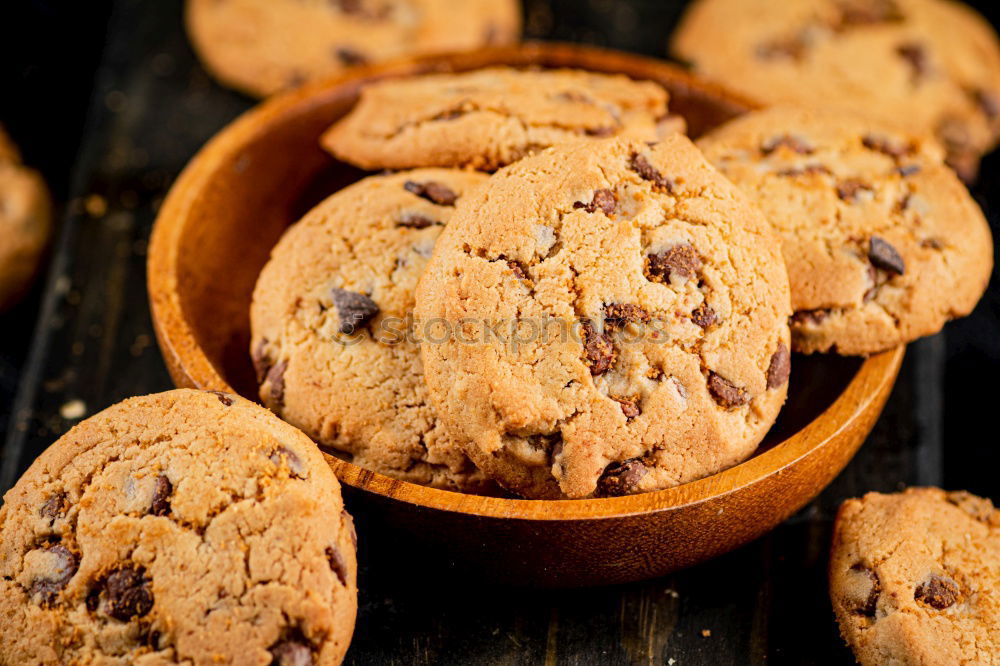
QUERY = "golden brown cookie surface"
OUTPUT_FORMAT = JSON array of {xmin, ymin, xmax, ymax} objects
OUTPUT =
[
  {"xmin": 322, "ymin": 67, "xmax": 674, "ymax": 170},
  {"xmin": 672, "ymin": 0, "xmax": 1000, "ymax": 180},
  {"xmin": 699, "ymin": 107, "xmax": 993, "ymax": 355},
  {"xmin": 186, "ymin": 0, "xmax": 521, "ymax": 97},
  {"xmin": 0, "ymin": 389, "xmax": 357, "ymax": 665},
  {"xmin": 831, "ymin": 488, "xmax": 1000, "ymax": 665},
  {"xmin": 415, "ymin": 136, "xmax": 791, "ymax": 499},
  {"xmin": 0, "ymin": 125, "xmax": 51, "ymax": 311},
  {"xmin": 251, "ymin": 169, "xmax": 497, "ymax": 493}
]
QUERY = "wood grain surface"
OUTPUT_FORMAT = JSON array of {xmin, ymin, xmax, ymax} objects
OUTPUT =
[{"xmin": 2, "ymin": 0, "xmax": 999, "ymax": 663}]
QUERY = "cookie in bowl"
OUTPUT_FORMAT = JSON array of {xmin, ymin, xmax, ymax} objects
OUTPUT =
[
  {"xmin": 0, "ymin": 389, "xmax": 357, "ymax": 665},
  {"xmin": 415, "ymin": 135, "xmax": 792, "ymax": 499},
  {"xmin": 0, "ymin": 125, "xmax": 52, "ymax": 311},
  {"xmin": 185, "ymin": 0, "xmax": 522, "ymax": 98},
  {"xmin": 671, "ymin": 0, "xmax": 1000, "ymax": 181},
  {"xmin": 321, "ymin": 67, "xmax": 682, "ymax": 171},
  {"xmin": 698, "ymin": 106, "xmax": 993, "ymax": 355},
  {"xmin": 251, "ymin": 168, "xmax": 498, "ymax": 494},
  {"xmin": 830, "ymin": 487, "xmax": 1000, "ymax": 665}
]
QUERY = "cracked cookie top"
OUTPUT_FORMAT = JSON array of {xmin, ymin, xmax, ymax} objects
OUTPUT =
[
  {"xmin": 185, "ymin": 0, "xmax": 521, "ymax": 98},
  {"xmin": 830, "ymin": 487, "xmax": 1000, "ymax": 665},
  {"xmin": 0, "ymin": 125, "xmax": 51, "ymax": 312},
  {"xmin": 320, "ymin": 67, "xmax": 678, "ymax": 171},
  {"xmin": 414, "ymin": 135, "xmax": 791, "ymax": 499},
  {"xmin": 671, "ymin": 0, "xmax": 1000, "ymax": 180},
  {"xmin": 251, "ymin": 168, "xmax": 498, "ymax": 494},
  {"xmin": 0, "ymin": 389, "xmax": 357, "ymax": 665},
  {"xmin": 698, "ymin": 106, "xmax": 993, "ymax": 355}
]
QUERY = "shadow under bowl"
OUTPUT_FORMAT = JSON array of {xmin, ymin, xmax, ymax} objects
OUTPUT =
[{"xmin": 148, "ymin": 42, "xmax": 904, "ymax": 587}]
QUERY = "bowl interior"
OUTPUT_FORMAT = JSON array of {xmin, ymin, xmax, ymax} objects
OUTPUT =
[{"xmin": 157, "ymin": 43, "xmax": 876, "ymax": 511}]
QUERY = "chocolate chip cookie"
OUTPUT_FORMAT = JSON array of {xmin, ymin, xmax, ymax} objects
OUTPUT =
[
  {"xmin": 671, "ymin": 0, "xmax": 1000, "ymax": 180},
  {"xmin": 0, "ymin": 125, "xmax": 52, "ymax": 311},
  {"xmin": 831, "ymin": 488, "xmax": 1000, "ymax": 665},
  {"xmin": 698, "ymin": 106, "xmax": 993, "ymax": 355},
  {"xmin": 0, "ymin": 389, "xmax": 357, "ymax": 664},
  {"xmin": 414, "ymin": 135, "xmax": 792, "ymax": 499},
  {"xmin": 185, "ymin": 0, "xmax": 521, "ymax": 98},
  {"xmin": 251, "ymin": 168, "xmax": 498, "ymax": 493},
  {"xmin": 321, "ymin": 67, "xmax": 677, "ymax": 171}
]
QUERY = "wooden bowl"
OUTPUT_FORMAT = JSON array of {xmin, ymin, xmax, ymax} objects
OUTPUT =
[{"xmin": 148, "ymin": 43, "xmax": 904, "ymax": 587}]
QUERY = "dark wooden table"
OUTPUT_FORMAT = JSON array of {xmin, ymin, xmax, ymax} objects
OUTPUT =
[{"xmin": 2, "ymin": 1, "xmax": 998, "ymax": 663}]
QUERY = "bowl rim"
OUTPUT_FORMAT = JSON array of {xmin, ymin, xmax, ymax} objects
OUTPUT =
[{"xmin": 148, "ymin": 41, "xmax": 905, "ymax": 523}]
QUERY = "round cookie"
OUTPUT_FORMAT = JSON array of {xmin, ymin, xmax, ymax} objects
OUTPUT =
[
  {"xmin": 0, "ymin": 126, "xmax": 52, "ymax": 311},
  {"xmin": 321, "ymin": 67, "xmax": 678, "ymax": 171},
  {"xmin": 0, "ymin": 389, "xmax": 357, "ymax": 665},
  {"xmin": 671, "ymin": 0, "xmax": 1000, "ymax": 180},
  {"xmin": 185, "ymin": 0, "xmax": 521, "ymax": 98},
  {"xmin": 830, "ymin": 488, "xmax": 1000, "ymax": 665},
  {"xmin": 414, "ymin": 135, "xmax": 792, "ymax": 499},
  {"xmin": 698, "ymin": 106, "xmax": 993, "ymax": 355},
  {"xmin": 251, "ymin": 168, "xmax": 497, "ymax": 494}
]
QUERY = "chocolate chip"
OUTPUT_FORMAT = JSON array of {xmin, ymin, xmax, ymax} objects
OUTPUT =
[
  {"xmin": 761, "ymin": 134, "xmax": 813, "ymax": 155},
  {"xmin": 836, "ymin": 179, "xmax": 874, "ymax": 203},
  {"xmin": 331, "ymin": 288, "xmax": 380, "ymax": 334},
  {"xmin": 266, "ymin": 360, "xmax": 288, "ymax": 406},
  {"xmin": 614, "ymin": 398, "xmax": 641, "ymax": 420},
  {"xmin": 848, "ymin": 564, "xmax": 881, "ymax": 616},
  {"xmin": 868, "ymin": 236, "xmax": 905, "ymax": 275},
  {"xmin": 252, "ymin": 338, "xmax": 272, "ymax": 385},
  {"xmin": 270, "ymin": 446, "xmax": 306, "ymax": 479},
  {"xmin": 331, "ymin": 0, "xmax": 363, "ymax": 15},
  {"xmin": 756, "ymin": 36, "xmax": 807, "ymax": 61},
  {"xmin": 896, "ymin": 43, "xmax": 930, "ymax": 82},
  {"xmin": 936, "ymin": 116, "xmax": 978, "ymax": 181},
  {"xmin": 573, "ymin": 189, "xmax": 617, "ymax": 215},
  {"xmin": 915, "ymin": 574, "xmax": 960, "ymax": 609},
  {"xmin": 972, "ymin": 88, "xmax": 1000, "ymax": 120},
  {"xmin": 645, "ymin": 244, "xmax": 702, "ymax": 284},
  {"xmin": 397, "ymin": 212, "xmax": 438, "ymax": 229},
  {"xmin": 596, "ymin": 458, "xmax": 648, "ymax": 497},
  {"xmin": 325, "ymin": 546, "xmax": 349, "ymax": 586},
  {"xmin": 104, "ymin": 564, "xmax": 154, "ymax": 621},
  {"xmin": 920, "ymin": 238, "xmax": 943, "ymax": 250},
  {"xmin": 208, "ymin": 390, "xmax": 233, "ymax": 406},
  {"xmin": 149, "ymin": 475, "xmax": 172, "ymax": 517},
  {"xmin": 30, "ymin": 544, "xmax": 78, "ymax": 606},
  {"xmin": 270, "ymin": 640, "xmax": 314, "ymax": 666},
  {"xmin": 404, "ymin": 180, "xmax": 458, "ymax": 206},
  {"xmin": 581, "ymin": 321, "xmax": 614, "ymax": 376},
  {"xmin": 836, "ymin": 0, "xmax": 903, "ymax": 27},
  {"xmin": 862, "ymin": 134, "xmax": 914, "ymax": 158},
  {"xmin": 896, "ymin": 164, "xmax": 921, "ymax": 177},
  {"xmin": 334, "ymin": 46, "xmax": 368, "ymax": 66},
  {"xmin": 766, "ymin": 343, "xmax": 791, "ymax": 389},
  {"xmin": 39, "ymin": 493, "xmax": 67, "ymax": 524},
  {"xmin": 691, "ymin": 303, "xmax": 717, "ymax": 329},
  {"xmin": 630, "ymin": 154, "xmax": 674, "ymax": 192},
  {"xmin": 777, "ymin": 163, "xmax": 831, "ymax": 177},
  {"xmin": 945, "ymin": 490, "xmax": 996, "ymax": 522},
  {"xmin": 502, "ymin": 257, "xmax": 530, "ymax": 282},
  {"xmin": 604, "ymin": 303, "xmax": 650, "ymax": 329},
  {"xmin": 707, "ymin": 372, "xmax": 749, "ymax": 408},
  {"xmin": 791, "ymin": 309, "xmax": 830, "ymax": 326}
]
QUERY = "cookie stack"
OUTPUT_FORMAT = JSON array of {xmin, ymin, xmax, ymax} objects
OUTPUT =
[{"xmin": 250, "ymin": 67, "xmax": 791, "ymax": 500}]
